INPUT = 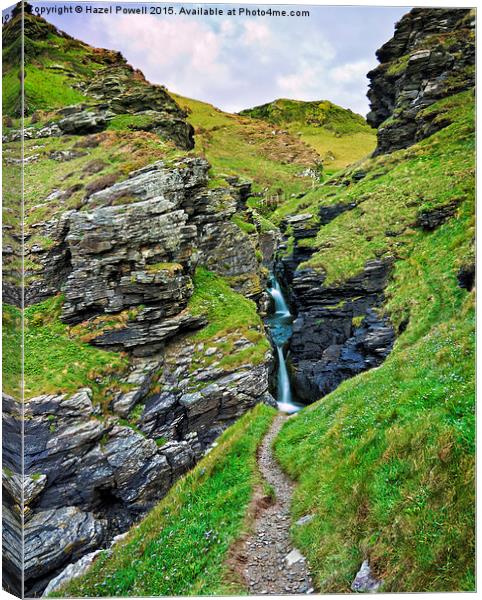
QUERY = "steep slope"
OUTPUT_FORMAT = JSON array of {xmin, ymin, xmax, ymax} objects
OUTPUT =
[
  {"xmin": 172, "ymin": 93, "xmax": 322, "ymax": 198},
  {"xmin": 272, "ymin": 7, "xmax": 475, "ymax": 593},
  {"xmin": 240, "ymin": 98, "xmax": 376, "ymax": 174},
  {"xmin": 49, "ymin": 404, "xmax": 276, "ymax": 597},
  {"xmin": 1, "ymin": 4, "xmax": 276, "ymax": 595},
  {"xmin": 367, "ymin": 8, "xmax": 475, "ymax": 154},
  {"xmin": 2, "ymin": 2, "xmax": 193, "ymax": 149}
]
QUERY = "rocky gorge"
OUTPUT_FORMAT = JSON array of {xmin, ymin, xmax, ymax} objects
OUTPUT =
[{"xmin": 2, "ymin": 3, "xmax": 475, "ymax": 597}]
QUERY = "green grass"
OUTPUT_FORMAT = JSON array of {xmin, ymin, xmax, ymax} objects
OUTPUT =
[
  {"xmin": 274, "ymin": 90, "xmax": 474, "ymax": 285},
  {"xmin": 53, "ymin": 402, "xmax": 276, "ymax": 597},
  {"xmin": 172, "ymin": 93, "xmax": 320, "ymax": 198},
  {"xmin": 240, "ymin": 98, "xmax": 376, "ymax": 174},
  {"xmin": 3, "ymin": 16, "xmax": 98, "ymax": 115},
  {"xmin": 240, "ymin": 98, "xmax": 369, "ymax": 132},
  {"xmin": 2, "ymin": 69, "xmax": 22, "ymax": 116},
  {"xmin": 273, "ymin": 89, "xmax": 475, "ymax": 593},
  {"xmin": 187, "ymin": 268, "xmax": 270, "ymax": 371},
  {"xmin": 2, "ymin": 304, "xmax": 22, "ymax": 398},
  {"xmin": 24, "ymin": 296, "xmax": 129, "ymax": 401},
  {"xmin": 23, "ymin": 64, "xmax": 88, "ymax": 113},
  {"xmin": 107, "ymin": 113, "xmax": 159, "ymax": 132},
  {"xmin": 188, "ymin": 268, "xmax": 264, "ymax": 342},
  {"xmin": 231, "ymin": 213, "xmax": 257, "ymax": 234},
  {"xmin": 21, "ymin": 130, "xmax": 175, "ymax": 232}
]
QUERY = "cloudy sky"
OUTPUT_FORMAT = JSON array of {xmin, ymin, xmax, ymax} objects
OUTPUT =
[{"xmin": 29, "ymin": 2, "xmax": 409, "ymax": 115}]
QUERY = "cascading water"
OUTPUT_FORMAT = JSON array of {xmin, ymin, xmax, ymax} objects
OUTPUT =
[{"xmin": 266, "ymin": 275, "xmax": 302, "ymax": 414}]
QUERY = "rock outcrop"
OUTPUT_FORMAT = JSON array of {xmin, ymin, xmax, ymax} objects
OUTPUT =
[
  {"xmin": 272, "ymin": 204, "xmax": 395, "ymax": 404},
  {"xmin": 284, "ymin": 261, "xmax": 394, "ymax": 403},
  {"xmin": 4, "ymin": 98, "xmax": 275, "ymax": 596},
  {"xmin": 367, "ymin": 8, "xmax": 475, "ymax": 154}
]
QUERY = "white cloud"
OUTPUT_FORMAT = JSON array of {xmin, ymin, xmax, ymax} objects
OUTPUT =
[
  {"xmin": 241, "ymin": 22, "xmax": 273, "ymax": 45},
  {"xmin": 331, "ymin": 60, "xmax": 372, "ymax": 84},
  {"xmin": 50, "ymin": 6, "xmax": 408, "ymax": 116}
]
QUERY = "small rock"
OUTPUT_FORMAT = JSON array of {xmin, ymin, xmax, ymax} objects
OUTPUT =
[
  {"xmin": 351, "ymin": 559, "xmax": 382, "ymax": 593},
  {"xmin": 285, "ymin": 548, "xmax": 304, "ymax": 566}
]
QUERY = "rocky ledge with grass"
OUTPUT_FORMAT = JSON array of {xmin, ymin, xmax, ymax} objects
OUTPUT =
[{"xmin": 367, "ymin": 8, "xmax": 475, "ymax": 154}]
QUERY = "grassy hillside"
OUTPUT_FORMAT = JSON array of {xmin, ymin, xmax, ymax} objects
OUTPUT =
[
  {"xmin": 273, "ymin": 89, "xmax": 475, "ymax": 592},
  {"xmin": 52, "ymin": 403, "xmax": 276, "ymax": 597},
  {"xmin": 240, "ymin": 98, "xmax": 376, "ymax": 174},
  {"xmin": 172, "ymin": 93, "xmax": 321, "ymax": 198}
]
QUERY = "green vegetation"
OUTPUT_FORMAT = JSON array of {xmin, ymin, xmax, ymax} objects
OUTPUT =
[
  {"xmin": 277, "ymin": 90, "xmax": 474, "ymax": 285},
  {"xmin": 187, "ymin": 268, "xmax": 270, "ymax": 371},
  {"xmin": 172, "ymin": 93, "xmax": 320, "ymax": 198},
  {"xmin": 107, "ymin": 113, "xmax": 159, "ymax": 132},
  {"xmin": 2, "ymin": 11, "xmax": 103, "ymax": 115},
  {"xmin": 231, "ymin": 213, "xmax": 257, "ymax": 234},
  {"xmin": 53, "ymin": 403, "xmax": 276, "ymax": 597},
  {"xmin": 274, "ymin": 89, "xmax": 475, "ymax": 592},
  {"xmin": 240, "ymin": 98, "xmax": 368, "ymax": 133},
  {"xmin": 2, "ymin": 304, "xmax": 22, "ymax": 398},
  {"xmin": 23, "ymin": 64, "xmax": 88, "ymax": 112},
  {"xmin": 22, "ymin": 131, "xmax": 175, "ymax": 231},
  {"xmin": 240, "ymin": 98, "xmax": 376, "ymax": 174},
  {"xmin": 24, "ymin": 296, "xmax": 129, "ymax": 401}
]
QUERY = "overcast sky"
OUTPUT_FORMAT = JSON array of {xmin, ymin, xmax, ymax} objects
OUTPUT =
[{"xmin": 28, "ymin": 2, "xmax": 409, "ymax": 116}]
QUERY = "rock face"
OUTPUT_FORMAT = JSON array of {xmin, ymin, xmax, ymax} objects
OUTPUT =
[
  {"xmin": 4, "ymin": 328, "xmax": 273, "ymax": 593},
  {"xmin": 285, "ymin": 261, "xmax": 395, "ymax": 403},
  {"xmin": 367, "ymin": 8, "xmax": 475, "ymax": 154},
  {"xmin": 3, "ymin": 145, "xmax": 275, "ymax": 594},
  {"xmin": 274, "ymin": 203, "xmax": 395, "ymax": 405}
]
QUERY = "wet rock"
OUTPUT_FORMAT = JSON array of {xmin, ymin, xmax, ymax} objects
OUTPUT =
[
  {"xmin": 351, "ymin": 560, "xmax": 383, "ymax": 593},
  {"xmin": 287, "ymin": 261, "xmax": 395, "ymax": 403}
]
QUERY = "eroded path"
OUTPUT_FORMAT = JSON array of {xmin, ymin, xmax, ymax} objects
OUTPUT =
[{"xmin": 243, "ymin": 414, "xmax": 315, "ymax": 594}]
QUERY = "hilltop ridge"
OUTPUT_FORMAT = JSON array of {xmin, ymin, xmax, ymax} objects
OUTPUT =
[{"xmin": 240, "ymin": 97, "xmax": 376, "ymax": 172}]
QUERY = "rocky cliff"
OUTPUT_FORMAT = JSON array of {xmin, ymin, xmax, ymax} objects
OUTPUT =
[
  {"xmin": 265, "ymin": 7, "xmax": 476, "ymax": 405},
  {"xmin": 367, "ymin": 8, "xmax": 475, "ymax": 154},
  {"xmin": 2, "ymin": 5, "xmax": 275, "ymax": 595}
]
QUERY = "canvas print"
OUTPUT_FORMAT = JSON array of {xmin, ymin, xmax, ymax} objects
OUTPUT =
[{"xmin": 1, "ymin": 1, "xmax": 475, "ymax": 597}]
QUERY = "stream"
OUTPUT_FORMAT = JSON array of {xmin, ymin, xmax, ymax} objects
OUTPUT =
[{"xmin": 266, "ymin": 275, "xmax": 303, "ymax": 414}]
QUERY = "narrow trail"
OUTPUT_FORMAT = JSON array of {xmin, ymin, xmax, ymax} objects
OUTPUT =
[{"xmin": 244, "ymin": 414, "xmax": 315, "ymax": 594}]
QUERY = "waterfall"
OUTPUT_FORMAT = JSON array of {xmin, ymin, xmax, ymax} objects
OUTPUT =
[
  {"xmin": 266, "ymin": 276, "xmax": 301, "ymax": 414},
  {"xmin": 270, "ymin": 279, "xmax": 291, "ymax": 317}
]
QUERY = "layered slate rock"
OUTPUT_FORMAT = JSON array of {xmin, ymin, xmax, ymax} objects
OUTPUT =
[
  {"xmin": 6, "ymin": 327, "xmax": 274, "ymax": 593},
  {"xmin": 62, "ymin": 158, "xmax": 205, "ymax": 324},
  {"xmin": 367, "ymin": 8, "xmax": 475, "ymax": 154},
  {"xmin": 58, "ymin": 157, "xmax": 263, "ymax": 354},
  {"xmin": 7, "ymin": 156, "xmax": 273, "ymax": 594},
  {"xmin": 286, "ymin": 261, "xmax": 395, "ymax": 403}
]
